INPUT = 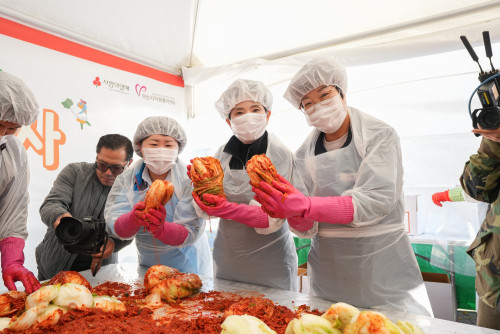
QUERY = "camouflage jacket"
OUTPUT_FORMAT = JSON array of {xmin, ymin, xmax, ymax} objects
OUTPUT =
[{"xmin": 460, "ymin": 138, "xmax": 500, "ymax": 310}]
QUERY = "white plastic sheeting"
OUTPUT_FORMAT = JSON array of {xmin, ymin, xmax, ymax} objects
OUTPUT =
[{"xmin": 1, "ymin": 0, "xmax": 500, "ymax": 78}]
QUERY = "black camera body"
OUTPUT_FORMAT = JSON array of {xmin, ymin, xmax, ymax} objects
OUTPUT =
[
  {"xmin": 461, "ymin": 32, "xmax": 500, "ymax": 132},
  {"xmin": 471, "ymin": 72, "xmax": 500, "ymax": 130},
  {"xmin": 55, "ymin": 216, "xmax": 108, "ymax": 255}
]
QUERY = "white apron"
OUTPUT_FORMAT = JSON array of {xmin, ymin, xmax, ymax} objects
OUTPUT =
[
  {"xmin": 105, "ymin": 160, "xmax": 213, "ymax": 277},
  {"xmin": 213, "ymin": 134, "xmax": 298, "ymax": 291},
  {"xmin": 297, "ymin": 108, "xmax": 433, "ymax": 316}
]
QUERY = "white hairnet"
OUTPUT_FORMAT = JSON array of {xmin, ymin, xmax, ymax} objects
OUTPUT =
[
  {"xmin": 284, "ymin": 57, "xmax": 348, "ymax": 109},
  {"xmin": 214, "ymin": 79, "xmax": 273, "ymax": 119},
  {"xmin": 133, "ymin": 116, "xmax": 187, "ymax": 156},
  {"xmin": 0, "ymin": 72, "xmax": 39, "ymax": 126}
]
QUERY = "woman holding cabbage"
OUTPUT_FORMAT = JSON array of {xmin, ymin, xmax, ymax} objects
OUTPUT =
[
  {"xmin": 190, "ymin": 79, "xmax": 305, "ymax": 291},
  {"xmin": 105, "ymin": 116, "xmax": 212, "ymax": 276},
  {"xmin": 253, "ymin": 57, "xmax": 433, "ymax": 316}
]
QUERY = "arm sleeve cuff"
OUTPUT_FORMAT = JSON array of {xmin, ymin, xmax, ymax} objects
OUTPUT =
[
  {"xmin": 305, "ymin": 196, "xmax": 354, "ymax": 225},
  {"xmin": 448, "ymin": 187, "xmax": 465, "ymax": 202},
  {"xmin": 153, "ymin": 222, "xmax": 189, "ymax": 246},
  {"xmin": 0, "ymin": 237, "xmax": 25, "ymax": 269}
]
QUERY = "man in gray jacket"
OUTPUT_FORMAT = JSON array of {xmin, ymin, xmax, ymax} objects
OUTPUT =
[{"xmin": 36, "ymin": 134, "xmax": 134, "ymax": 280}]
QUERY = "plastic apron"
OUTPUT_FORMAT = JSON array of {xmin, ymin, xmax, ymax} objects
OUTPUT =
[
  {"xmin": 299, "ymin": 109, "xmax": 432, "ymax": 316},
  {"xmin": 105, "ymin": 160, "xmax": 212, "ymax": 277},
  {"xmin": 213, "ymin": 134, "xmax": 298, "ymax": 291},
  {"xmin": 0, "ymin": 136, "xmax": 29, "ymax": 241},
  {"xmin": 136, "ymin": 191, "xmax": 211, "ymax": 276}
]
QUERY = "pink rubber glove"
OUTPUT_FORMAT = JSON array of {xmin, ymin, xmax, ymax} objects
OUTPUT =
[
  {"xmin": 193, "ymin": 193, "xmax": 269, "ymax": 228},
  {"xmin": 114, "ymin": 202, "xmax": 147, "ymax": 238},
  {"xmin": 432, "ymin": 190, "xmax": 451, "ymax": 207},
  {"xmin": 151, "ymin": 221, "xmax": 189, "ymax": 246},
  {"xmin": 287, "ymin": 216, "xmax": 315, "ymax": 232},
  {"xmin": 144, "ymin": 206, "xmax": 167, "ymax": 234},
  {"xmin": 0, "ymin": 237, "xmax": 40, "ymax": 293},
  {"xmin": 252, "ymin": 177, "xmax": 310, "ymax": 219},
  {"xmin": 253, "ymin": 175, "xmax": 353, "ymax": 224}
]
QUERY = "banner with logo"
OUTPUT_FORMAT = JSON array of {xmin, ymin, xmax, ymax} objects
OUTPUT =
[{"xmin": 0, "ymin": 31, "xmax": 187, "ymax": 288}]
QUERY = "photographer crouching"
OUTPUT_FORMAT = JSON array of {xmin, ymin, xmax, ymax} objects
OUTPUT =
[{"xmin": 36, "ymin": 134, "xmax": 134, "ymax": 280}]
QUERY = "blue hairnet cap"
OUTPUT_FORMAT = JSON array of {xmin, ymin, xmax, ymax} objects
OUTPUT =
[
  {"xmin": 284, "ymin": 57, "xmax": 348, "ymax": 109},
  {"xmin": 133, "ymin": 116, "xmax": 187, "ymax": 157},
  {"xmin": 0, "ymin": 72, "xmax": 39, "ymax": 126},
  {"xmin": 215, "ymin": 79, "xmax": 273, "ymax": 119}
]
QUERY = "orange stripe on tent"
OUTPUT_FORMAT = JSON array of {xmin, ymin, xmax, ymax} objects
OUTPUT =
[{"xmin": 0, "ymin": 17, "xmax": 184, "ymax": 87}]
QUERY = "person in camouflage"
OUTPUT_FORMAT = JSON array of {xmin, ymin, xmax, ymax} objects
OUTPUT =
[{"xmin": 460, "ymin": 129, "xmax": 500, "ymax": 330}]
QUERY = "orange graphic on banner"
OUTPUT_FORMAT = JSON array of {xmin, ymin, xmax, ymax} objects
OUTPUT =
[{"xmin": 16, "ymin": 109, "xmax": 66, "ymax": 170}]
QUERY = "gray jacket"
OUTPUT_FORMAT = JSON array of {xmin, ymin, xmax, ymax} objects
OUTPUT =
[{"xmin": 36, "ymin": 162, "xmax": 131, "ymax": 280}]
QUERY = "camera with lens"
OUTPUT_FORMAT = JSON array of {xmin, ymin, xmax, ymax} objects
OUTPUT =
[
  {"xmin": 460, "ymin": 31, "xmax": 500, "ymax": 133},
  {"xmin": 55, "ymin": 216, "xmax": 108, "ymax": 254}
]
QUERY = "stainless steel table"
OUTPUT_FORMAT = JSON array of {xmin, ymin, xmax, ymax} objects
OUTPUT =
[{"xmin": 79, "ymin": 263, "xmax": 497, "ymax": 334}]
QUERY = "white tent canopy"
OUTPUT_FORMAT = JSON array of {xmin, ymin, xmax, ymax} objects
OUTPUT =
[{"xmin": 1, "ymin": 0, "xmax": 500, "ymax": 79}]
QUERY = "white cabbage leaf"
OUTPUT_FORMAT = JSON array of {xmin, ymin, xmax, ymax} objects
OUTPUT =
[
  {"xmin": 52, "ymin": 283, "xmax": 93, "ymax": 310},
  {"xmin": 396, "ymin": 320, "xmax": 425, "ymax": 334},
  {"xmin": 0, "ymin": 318, "xmax": 12, "ymax": 331},
  {"xmin": 26, "ymin": 285, "xmax": 59, "ymax": 309},
  {"xmin": 37, "ymin": 304, "xmax": 67, "ymax": 326},
  {"xmin": 285, "ymin": 313, "xmax": 340, "ymax": 334},
  {"xmin": 8, "ymin": 305, "xmax": 46, "ymax": 331},
  {"xmin": 344, "ymin": 311, "xmax": 401, "ymax": 334},
  {"xmin": 322, "ymin": 302, "xmax": 360, "ymax": 330},
  {"xmin": 93, "ymin": 295, "xmax": 126, "ymax": 312},
  {"xmin": 221, "ymin": 314, "xmax": 277, "ymax": 334}
]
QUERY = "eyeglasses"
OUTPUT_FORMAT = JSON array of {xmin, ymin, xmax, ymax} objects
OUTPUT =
[
  {"xmin": 95, "ymin": 161, "xmax": 127, "ymax": 175},
  {"xmin": 300, "ymin": 86, "xmax": 341, "ymax": 113}
]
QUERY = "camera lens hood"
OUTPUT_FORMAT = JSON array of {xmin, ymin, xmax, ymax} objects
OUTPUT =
[{"xmin": 55, "ymin": 216, "xmax": 89, "ymax": 245}]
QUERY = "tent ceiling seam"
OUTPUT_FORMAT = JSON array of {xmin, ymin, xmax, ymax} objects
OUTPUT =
[
  {"xmin": 350, "ymin": 71, "xmax": 478, "ymax": 94},
  {"xmin": 0, "ymin": 5, "xmax": 181, "ymax": 76},
  {"xmin": 189, "ymin": 0, "xmax": 201, "ymax": 69}
]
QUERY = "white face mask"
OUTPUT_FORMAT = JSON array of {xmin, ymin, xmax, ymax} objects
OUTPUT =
[
  {"xmin": 304, "ymin": 95, "xmax": 347, "ymax": 134},
  {"xmin": 143, "ymin": 148, "xmax": 178, "ymax": 175},
  {"xmin": 230, "ymin": 113, "xmax": 268, "ymax": 144}
]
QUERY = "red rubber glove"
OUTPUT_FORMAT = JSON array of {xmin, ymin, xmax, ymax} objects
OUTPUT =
[
  {"xmin": 127, "ymin": 204, "xmax": 187, "ymax": 245},
  {"xmin": 193, "ymin": 193, "xmax": 269, "ymax": 228},
  {"xmin": 114, "ymin": 202, "xmax": 147, "ymax": 238},
  {"xmin": 0, "ymin": 237, "xmax": 40, "ymax": 293},
  {"xmin": 252, "ymin": 176, "xmax": 310, "ymax": 219},
  {"xmin": 288, "ymin": 216, "xmax": 315, "ymax": 232},
  {"xmin": 432, "ymin": 190, "xmax": 451, "ymax": 207},
  {"xmin": 253, "ymin": 175, "xmax": 353, "ymax": 224},
  {"xmin": 144, "ymin": 206, "xmax": 167, "ymax": 234}
]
